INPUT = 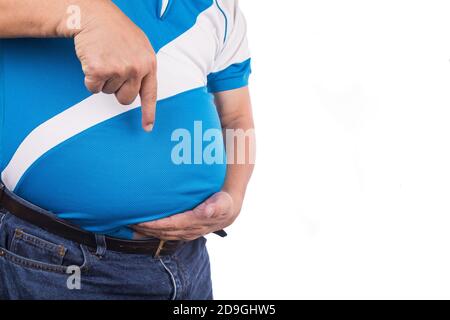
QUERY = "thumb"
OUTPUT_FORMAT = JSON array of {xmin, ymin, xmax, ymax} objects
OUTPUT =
[
  {"xmin": 196, "ymin": 192, "xmax": 231, "ymax": 218},
  {"xmin": 194, "ymin": 201, "xmax": 216, "ymax": 218}
]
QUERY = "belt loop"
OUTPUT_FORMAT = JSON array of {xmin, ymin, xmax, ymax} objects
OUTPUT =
[
  {"xmin": 0, "ymin": 182, "xmax": 5, "ymax": 203},
  {"xmin": 94, "ymin": 234, "xmax": 107, "ymax": 258}
]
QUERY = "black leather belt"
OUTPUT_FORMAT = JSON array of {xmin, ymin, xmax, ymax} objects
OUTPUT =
[{"xmin": 0, "ymin": 183, "xmax": 226, "ymax": 257}]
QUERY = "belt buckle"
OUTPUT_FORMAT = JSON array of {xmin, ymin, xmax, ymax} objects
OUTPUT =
[{"xmin": 154, "ymin": 240, "xmax": 166, "ymax": 258}]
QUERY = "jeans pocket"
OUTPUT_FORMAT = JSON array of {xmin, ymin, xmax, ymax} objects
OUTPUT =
[
  {"xmin": 0, "ymin": 216, "xmax": 88, "ymax": 274},
  {"xmin": 10, "ymin": 229, "xmax": 67, "ymax": 266}
]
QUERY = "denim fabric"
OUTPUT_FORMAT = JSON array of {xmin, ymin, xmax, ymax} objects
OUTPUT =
[{"xmin": 0, "ymin": 209, "xmax": 213, "ymax": 300}]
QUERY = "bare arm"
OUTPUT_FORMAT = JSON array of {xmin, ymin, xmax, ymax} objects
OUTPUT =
[
  {"xmin": 0, "ymin": 0, "xmax": 157, "ymax": 131},
  {"xmin": 215, "ymin": 87, "xmax": 255, "ymax": 215},
  {"xmin": 0, "ymin": 0, "xmax": 72, "ymax": 37}
]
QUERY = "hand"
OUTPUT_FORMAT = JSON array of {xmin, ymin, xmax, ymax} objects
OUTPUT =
[
  {"xmin": 67, "ymin": 0, "xmax": 157, "ymax": 131},
  {"xmin": 131, "ymin": 192, "xmax": 240, "ymax": 241}
]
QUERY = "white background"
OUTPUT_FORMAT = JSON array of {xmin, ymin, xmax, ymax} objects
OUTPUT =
[{"xmin": 207, "ymin": 0, "xmax": 450, "ymax": 299}]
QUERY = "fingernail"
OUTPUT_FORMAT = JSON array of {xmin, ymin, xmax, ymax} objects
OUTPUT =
[
  {"xmin": 144, "ymin": 123, "xmax": 154, "ymax": 132},
  {"xmin": 205, "ymin": 206, "xmax": 214, "ymax": 217}
]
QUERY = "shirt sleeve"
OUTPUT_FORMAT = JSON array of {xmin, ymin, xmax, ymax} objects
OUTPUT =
[{"xmin": 207, "ymin": 0, "xmax": 252, "ymax": 93}]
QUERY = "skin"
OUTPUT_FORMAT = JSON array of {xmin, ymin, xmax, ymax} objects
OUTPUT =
[
  {"xmin": 0, "ymin": 0, "xmax": 157, "ymax": 131},
  {"xmin": 132, "ymin": 87, "xmax": 255, "ymax": 241},
  {"xmin": 0, "ymin": 1, "xmax": 255, "ymax": 240}
]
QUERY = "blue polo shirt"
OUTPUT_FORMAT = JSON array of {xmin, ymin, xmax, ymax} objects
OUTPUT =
[{"xmin": 0, "ymin": 0, "xmax": 251, "ymax": 239}]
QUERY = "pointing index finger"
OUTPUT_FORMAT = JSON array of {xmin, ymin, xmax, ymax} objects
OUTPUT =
[{"xmin": 140, "ymin": 72, "xmax": 157, "ymax": 132}]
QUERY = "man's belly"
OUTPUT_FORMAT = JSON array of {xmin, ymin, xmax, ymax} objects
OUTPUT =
[{"xmin": 10, "ymin": 87, "xmax": 227, "ymax": 239}]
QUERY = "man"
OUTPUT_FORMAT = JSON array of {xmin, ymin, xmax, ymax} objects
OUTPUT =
[{"xmin": 0, "ymin": 0, "xmax": 254, "ymax": 299}]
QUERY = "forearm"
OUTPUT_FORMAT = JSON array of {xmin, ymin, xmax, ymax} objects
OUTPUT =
[
  {"xmin": 222, "ymin": 160, "xmax": 254, "ymax": 215},
  {"xmin": 216, "ymin": 89, "xmax": 256, "ymax": 214},
  {"xmin": 0, "ymin": 0, "xmax": 101, "ymax": 38}
]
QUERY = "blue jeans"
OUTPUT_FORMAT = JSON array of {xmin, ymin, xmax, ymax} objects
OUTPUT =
[{"xmin": 0, "ymin": 209, "xmax": 213, "ymax": 300}]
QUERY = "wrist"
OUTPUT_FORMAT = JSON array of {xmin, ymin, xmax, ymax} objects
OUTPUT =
[
  {"xmin": 54, "ymin": 0, "xmax": 110, "ymax": 38},
  {"xmin": 54, "ymin": 0, "xmax": 83, "ymax": 37}
]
